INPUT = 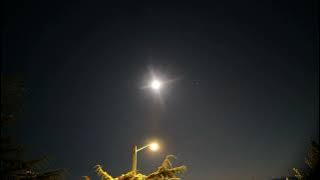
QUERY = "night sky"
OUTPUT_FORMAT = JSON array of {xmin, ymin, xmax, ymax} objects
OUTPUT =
[{"xmin": 2, "ymin": 1, "xmax": 319, "ymax": 179}]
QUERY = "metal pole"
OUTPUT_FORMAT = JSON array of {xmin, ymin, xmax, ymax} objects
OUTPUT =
[{"xmin": 132, "ymin": 145, "xmax": 137, "ymax": 175}]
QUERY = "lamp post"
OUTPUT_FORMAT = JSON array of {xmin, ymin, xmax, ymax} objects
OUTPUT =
[{"xmin": 131, "ymin": 143, "xmax": 159, "ymax": 175}]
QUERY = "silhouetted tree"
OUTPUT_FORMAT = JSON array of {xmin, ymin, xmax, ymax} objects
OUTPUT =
[
  {"xmin": 1, "ymin": 74, "xmax": 65, "ymax": 179},
  {"xmin": 292, "ymin": 141, "xmax": 319, "ymax": 180}
]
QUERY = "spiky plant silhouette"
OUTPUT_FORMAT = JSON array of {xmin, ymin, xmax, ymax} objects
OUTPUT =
[{"xmin": 88, "ymin": 154, "xmax": 187, "ymax": 180}]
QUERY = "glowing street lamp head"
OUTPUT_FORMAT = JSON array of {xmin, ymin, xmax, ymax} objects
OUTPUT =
[
  {"xmin": 149, "ymin": 142, "xmax": 159, "ymax": 151},
  {"xmin": 150, "ymin": 79, "xmax": 162, "ymax": 91}
]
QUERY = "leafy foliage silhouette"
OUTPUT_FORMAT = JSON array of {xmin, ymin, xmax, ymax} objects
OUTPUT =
[
  {"xmin": 1, "ymin": 74, "xmax": 65, "ymax": 179},
  {"xmin": 88, "ymin": 155, "xmax": 187, "ymax": 180},
  {"xmin": 292, "ymin": 141, "xmax": 319, "ymax": 180}
]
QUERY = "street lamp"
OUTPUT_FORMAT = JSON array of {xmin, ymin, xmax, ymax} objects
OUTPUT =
[{"xmin": 131, "ymin": 142, "xmax": 159, "ymax": 175}]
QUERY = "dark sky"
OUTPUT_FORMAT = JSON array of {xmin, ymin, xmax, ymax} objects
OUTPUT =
[{"xmin": 2, "ymin": 1, "xmax": 319, "ymax": 179}]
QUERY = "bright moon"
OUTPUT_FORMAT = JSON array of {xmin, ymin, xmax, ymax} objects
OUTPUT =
[
  {"xmin": 150, "ymin": 80, "xmax": 162, "ymax": 90},
  {"xmin": 149, "ymin": 143, "xmax": 159, "ymax": 151}
]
